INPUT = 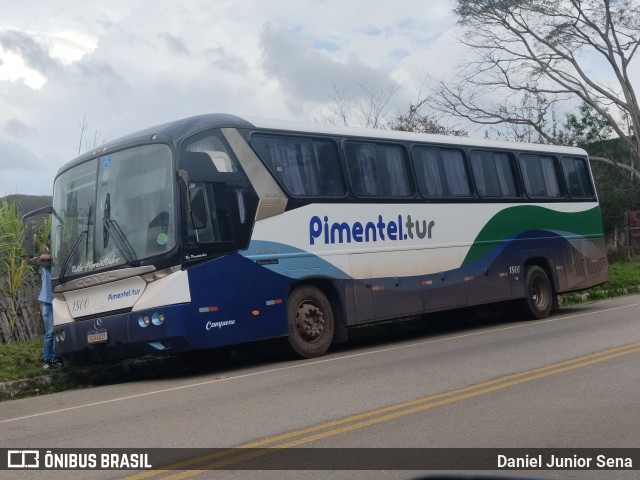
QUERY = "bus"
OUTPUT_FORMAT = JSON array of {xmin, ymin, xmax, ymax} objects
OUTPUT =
[{"xmin": 25, "ymin": 113, "xmax": 608, "ymax": 363}]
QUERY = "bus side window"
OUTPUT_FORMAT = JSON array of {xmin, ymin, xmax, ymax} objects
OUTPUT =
[
  {"xmin": 470, "ymin": 150, "xmax": 517, "ymax": 198},
  {"xmin": 314, "ymin": 141, "xmax": 345, "ymax": 196},
  {"xmin": 518, "ymin": 154, "xmax": 561, "ymax": 198},
  {"xmin": 412, "ymin": 147, "xmax": 471, "ymax": 198},
  {"xmin": 345, "ymin": 142, "xmax": 411, "ymax": 197},
  {"xmin": 181, "ymin": 131, "xmax": 257, "ymax": 250},
  {"xmin": 561, "ymin": 157, "xmax": 594, "ymax": 199},
  {"xmin": 250, "ymin": 135, "xmax": 345, "ymax": 197}
]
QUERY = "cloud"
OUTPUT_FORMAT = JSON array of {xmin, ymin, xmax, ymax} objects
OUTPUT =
[
  {"xmin": 0, "ymin": 0, "xmax": 466, "ymax": 197},
  {"xmin": 0, "ymin": 30, "xmax": 61, "ymax": 75},
  {"xmin": 313, "ymin": 39, "xmax": 340, "ymax": 53},
  {"xmin": 2, "ymin": 119, "xmax": 37, "ymax": 139},
  {"xmin": 158, "ymin": 33, "xmax": 189, "ymax": 56},
  {"xmin": 360, "ymin": 26, "xmax": 383, "ymax": 36},
  {"xmin": 0, "ymin": 140, "xmax": 39, "ymax": 170},
  {"xmin": 63, "ymin": 58, "xmax": 127, "ymax": 95},
  {"xmin": 204, "ymin": 47, "xmax": 248, "ymax": 74},
  {"xmin": 260, "ymin": 26, "xmax": 400, "ymax": 105}
]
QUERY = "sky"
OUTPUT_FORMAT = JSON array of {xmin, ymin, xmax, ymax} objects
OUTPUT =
[{"xmin": 0, "ymin": 0, "xmax": 466, "ymax": 198}]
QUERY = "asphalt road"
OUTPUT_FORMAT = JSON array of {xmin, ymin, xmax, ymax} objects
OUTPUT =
[{"xmin": 2, "ymin": 295, "xmax": 640, "ymax": 480}]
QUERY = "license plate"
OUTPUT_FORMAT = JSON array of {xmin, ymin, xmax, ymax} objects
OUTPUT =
[{"xmin": 87, "ymin": 328, "xmax": 108, "ymax": 344}]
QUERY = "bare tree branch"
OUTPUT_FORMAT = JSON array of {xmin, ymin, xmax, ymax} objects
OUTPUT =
[
  {"xmin": 591, "ymin": 155, "xmax": 640, "ymax": 180},
  {"xmin": 78, "ymin": 113, "xmax": 88, "ymax": 155},
  {"xmin": 321, "ymin": 79, "xmax": 400, "ymax": 129},
  {"xmin": 436, "ymin": 0, "xmax": 640, "ymax": 169}
]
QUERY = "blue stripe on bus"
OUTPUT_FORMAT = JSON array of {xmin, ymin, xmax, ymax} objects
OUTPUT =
[{"xmin": 241, "ymin": 240, "xmax": 352, "ymax": 279}]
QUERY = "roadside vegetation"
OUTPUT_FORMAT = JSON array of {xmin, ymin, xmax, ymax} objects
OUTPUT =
[
  {"xmin": 0, "ymin": 339, "xmax": 87, "ymax": 398},
  {"xmin": 0, "ymin": 339, "xmax": 46, "ymax": 382},
  {"xmin": 0, "ymin": 199, "xmax": 43, "ymax": 344},
  {"xmin": 561, "ymin": 260, "xmax": 640, "ymax": 305}
]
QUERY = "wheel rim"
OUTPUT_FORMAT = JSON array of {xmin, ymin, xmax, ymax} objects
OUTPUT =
[
  {"xmin": 295, "ymin": 301, "xmax": 325, "ymax": 343},
  {"xmin": 531, "ymin": 276, "xmax": 548, "ymax": 310}
]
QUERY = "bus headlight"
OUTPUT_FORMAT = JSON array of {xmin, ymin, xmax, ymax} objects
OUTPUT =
[
  {"xmin": 138, "ymin": 315, "xmax": 151, "ymax": 327},
  {"xmin": 152, "ymin": 312, "xmax": 165, "ymax": 325}
]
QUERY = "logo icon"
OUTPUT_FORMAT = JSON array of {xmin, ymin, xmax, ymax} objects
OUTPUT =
[{"xmin": 7, "ymin": 450, "xmax": 40, "ymax": 468}]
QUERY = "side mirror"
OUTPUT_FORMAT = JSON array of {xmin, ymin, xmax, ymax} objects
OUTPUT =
[
  {"xmin": 22, "ymin": 206, "xmax": 54, "ymax": 258},
  {"xmin": 23, "ymin": 220, "xmax": 35, "ymax": 258}
]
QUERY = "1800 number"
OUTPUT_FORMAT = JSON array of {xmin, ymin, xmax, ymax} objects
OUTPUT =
[{"xmin": 71, "ymin": 298, "xmax": 90, "ymax": 312}]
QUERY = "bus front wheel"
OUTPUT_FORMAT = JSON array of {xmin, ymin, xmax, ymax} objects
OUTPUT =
[
  {"xmin": 287, "ymin": 286, "xmax": 334, "ymax": 358},
  {"xmin": 521, "ymin": 265, "xmax": 553, "ymax": 320}
]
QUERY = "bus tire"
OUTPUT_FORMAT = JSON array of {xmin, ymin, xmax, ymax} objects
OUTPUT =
[
  {"xmin": 287, "ymin": 286, "xmax": 334, "ymax": 358},
  {"xmin": 521, "ymin": 265, "xmax": 553, "ymax": 320}
]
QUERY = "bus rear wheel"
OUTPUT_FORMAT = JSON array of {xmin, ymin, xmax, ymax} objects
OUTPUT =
[
  {"xmin": 287, "ymin": 286, "xmax": 334, "ymax": 358},
  {"xmin": 521, "ymin": 265, "xmax": 553, "ymax": 319}
]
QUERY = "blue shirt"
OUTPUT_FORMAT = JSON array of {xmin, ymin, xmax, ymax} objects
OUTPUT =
[{"xmin": 38, "ymin": 267, "xmax": 53, "ymax": 304}]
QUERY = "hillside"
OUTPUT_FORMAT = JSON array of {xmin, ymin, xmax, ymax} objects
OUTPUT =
[{"xmin": 0, "ymin": 194, "xmax": 52, "ymax": 217}]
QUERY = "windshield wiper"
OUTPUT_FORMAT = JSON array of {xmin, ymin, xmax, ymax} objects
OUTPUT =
[
  {"xmin": 102, "ymin": 193, "xmax": 139, "ymax": 267},
  {"xmin": 57, "ymin": 204, "xmax": 92, "ymax": 285},
  {"xmin": 58, "ymin": 230, "xmax": 87, "ymax": 285},
  {"xmin": 103, "ymin": 218, "xmax": 139, "ymax": 267}
]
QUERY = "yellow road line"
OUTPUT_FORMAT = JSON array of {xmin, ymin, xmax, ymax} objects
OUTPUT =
[{"xmin": 123, "ymin": 341, "xmax": 640, "ymax": 479}]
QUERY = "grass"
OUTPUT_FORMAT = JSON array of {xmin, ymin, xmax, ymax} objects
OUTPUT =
[
  {"xmin": 1, "ymin": 259, "xmax": 640, "ymax": 393},
  {"xmin": 561, "ymin": 261, "xmax": 640, "ymax": 305},
  {"xmin": 0, "ymin": 339, "xmax": 87, "ymax": 399},
  {"xmin": 603, "ymin": 261, "xmax": 640, "ymax": 290},
  {"xmin": 0, "ymin": 339, "xmax": 46, "ymax": 382}
]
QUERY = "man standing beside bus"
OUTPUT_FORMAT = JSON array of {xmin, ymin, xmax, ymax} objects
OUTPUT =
[{"xmin": 32, "ymin": 247, "xmax": 59, "ymax": 369}]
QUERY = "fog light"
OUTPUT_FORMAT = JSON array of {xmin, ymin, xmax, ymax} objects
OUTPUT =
[
  {"xmin": 152, "ymin": 312, "xmax": 165, "ymax": 325},
  {"xmin": 59, "ymin": 330, "xmax": 65, "ymax": 342},
  {"xmin": 138, "ymin": 315, "xmax": 151, "ymax": 327}
]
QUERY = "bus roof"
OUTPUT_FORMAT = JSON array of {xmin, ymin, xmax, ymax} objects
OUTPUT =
[
  {"xmin": 245, "ymin": 116, "xmax": 589, "ymax": 156},
  {"xmin": 57, "ymin": 113, "xmax": 588, "ymax": 176}
]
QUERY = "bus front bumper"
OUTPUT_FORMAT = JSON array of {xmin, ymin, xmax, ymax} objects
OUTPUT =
[{"xmin": 53, "ymin": 304, "xmax": 194, "ymax": 364}]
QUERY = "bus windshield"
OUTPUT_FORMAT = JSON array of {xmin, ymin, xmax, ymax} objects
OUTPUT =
[{"xmin": 51, "ymin": 144, "xmax": 175, "ymax": 280}]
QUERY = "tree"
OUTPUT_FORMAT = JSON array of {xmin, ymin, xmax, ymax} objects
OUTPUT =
[
  {"xmin": 322, "ymin": 80, "xmax": 400, "ymax": 129},
  {"xmin": 556, "ymin": 102, "xmax": 640, "ymax": 234},
  {"xmin": 78, "ymin": 114, "xmax": 107, "ymax": 154},
  {"xmin": 433, "ymin": 0, "xmax": 640, "ymax": 173},
  {"xmin": 390, "ymin": 99, "xmax": 468, "ymax": 136},
  {"xmin": 482, "ymin": 90, "xmax": 564, "ymax": 143},
  {"xmin": 321, "ymin": 79, "xmax": 468, "ymax": 135},
  {"xmin": 561, "ymin": 101, "xmax": 640, "ymax": 179}
]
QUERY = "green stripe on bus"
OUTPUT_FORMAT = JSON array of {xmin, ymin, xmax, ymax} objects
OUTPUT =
[{"xmin": 462, "ymin": 205, "xmax": 604, "ymax": 266}]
